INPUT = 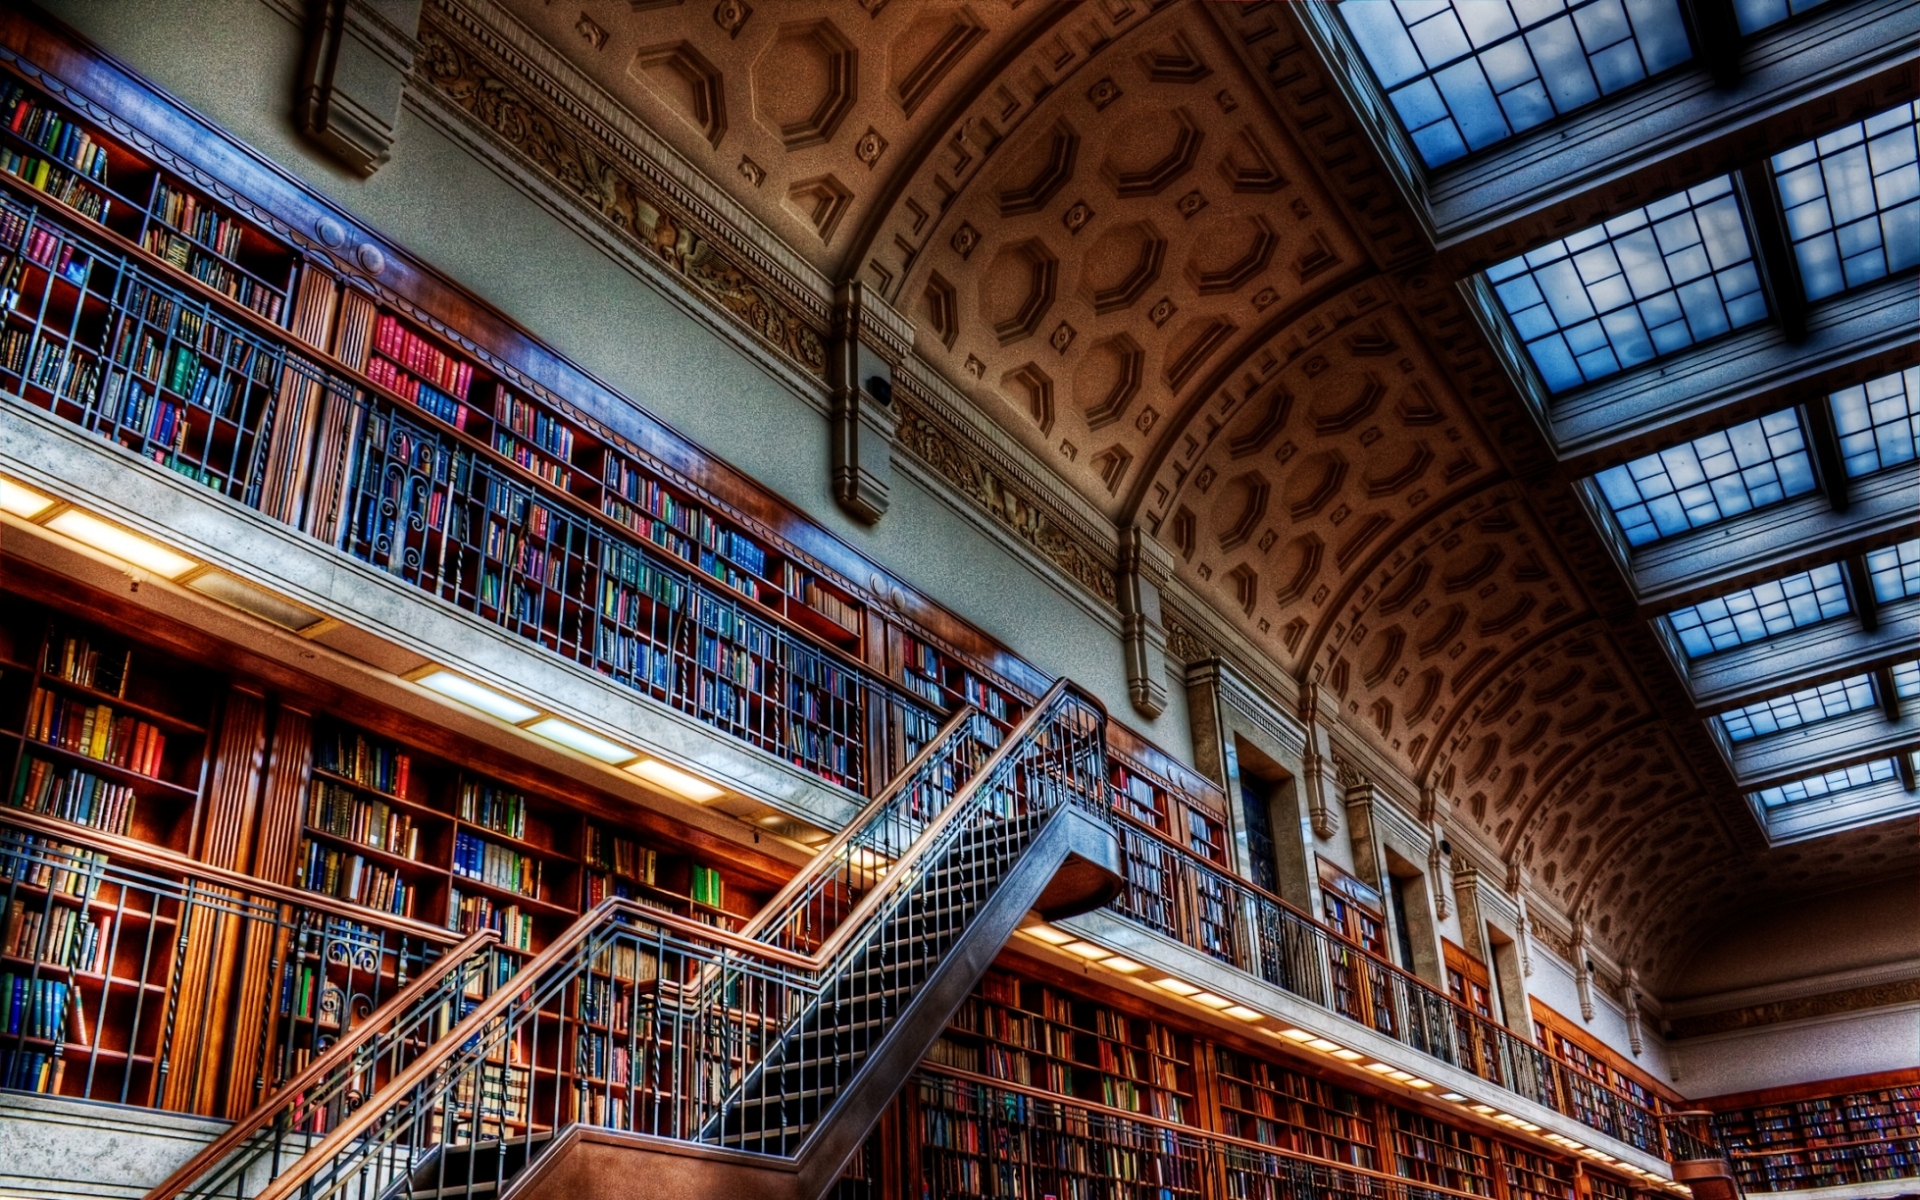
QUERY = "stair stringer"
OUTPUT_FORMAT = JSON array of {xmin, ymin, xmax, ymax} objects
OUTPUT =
[{"xmin": 500, "ymin": 805, "xmax": 1123, "ymax": 1200}]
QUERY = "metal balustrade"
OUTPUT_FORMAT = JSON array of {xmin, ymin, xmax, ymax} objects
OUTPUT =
[
  {"xmin": 0, "ymin": 188, "xmax": 946, "ymax": 799},
  {"xmin": 1104, "ymin": 813, "xmax": 1671, "ymax": 1159},
  {"xmin": 0, "ymin": 810, "xmax": 461, "ymax": 1118},
  {"xmin": 160, "ymin": 683, "xmax": 1111, "ymax": 1200}
]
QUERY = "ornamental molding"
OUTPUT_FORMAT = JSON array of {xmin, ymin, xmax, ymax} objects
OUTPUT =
[{"xmin": 1666, "ymin": 976, "xmax": 1920, "ymax": 1040}]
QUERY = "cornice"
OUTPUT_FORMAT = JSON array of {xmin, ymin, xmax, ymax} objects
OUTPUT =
[
  {"xmin": 1664, "ymin": 959, "xmax": 1920, "ymax": 1022},
  {"xmin": 1666, "ymin": 979, "xmax": 1920, "ymax": 1040}
]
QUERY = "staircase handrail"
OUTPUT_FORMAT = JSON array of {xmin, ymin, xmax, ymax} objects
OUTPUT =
[
  {"xmin": 240, "ymin": 680, "xmax": 1105, "ymax": 1200},
  {"xmin": 141, "ymin": 927, "xmax": 500, "ymax": 1200}
]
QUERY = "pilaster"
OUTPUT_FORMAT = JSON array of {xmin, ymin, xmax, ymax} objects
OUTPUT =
[
  {"xmin": 829, "ymin": 282, "xmax": 910, "ymax": 524},
  {"xmin": 296, "ymin": 0, "xmax": 422, "ymax": 176}
]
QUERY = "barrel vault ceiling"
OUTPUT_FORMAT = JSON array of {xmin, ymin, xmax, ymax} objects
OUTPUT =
[{"xmin": 444, "ymin": 0, "xmax": 1917, "ymax": 988}]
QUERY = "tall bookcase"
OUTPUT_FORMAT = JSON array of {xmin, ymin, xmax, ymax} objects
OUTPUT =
[
  {"xmin": 1210, "ymin": 1045, "xmax": 1378, "ymax": 1169},
  {"xmin": 1710, "ymin": 1076, "xmax": 1920, "ymax": 1192}
]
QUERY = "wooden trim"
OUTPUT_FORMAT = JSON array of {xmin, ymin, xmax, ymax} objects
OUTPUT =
[
  {"xmin": 1696, "ymin": 1066, "xmax": 1920, "ymax": 1111},
  {"xmin": 1529, "ymin": 999, "xmax": 1683, "ymax": 1106}
]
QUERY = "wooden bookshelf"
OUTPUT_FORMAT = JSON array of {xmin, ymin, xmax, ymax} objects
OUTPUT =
[
  {"xmin": 1501, "ymin": 1143, "xmax": 1577, "ymax": 1200},
  {"xmin": 1210, "ymin": 1045, "xmax": 1378, "ymax": 1169},
  {"xmin": 1706, "ymin": 1073, "xmax": 1920, "ymax": 1193},
  {"xmin": 1389, "ymin": 1105, "xmax": 1495, "ymax": 1196}
]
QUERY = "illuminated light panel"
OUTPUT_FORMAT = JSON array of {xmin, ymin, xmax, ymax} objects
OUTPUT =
[
  {"xmin": 1189, "ymin": 992, "xmax": 1232, "ymax": 1009},
  {"xmin": 1470, "ymin": 1104, "xmax": 1496, "ymax": 1114},
  {"xmin": 1063, "ymin": 941, "xmax": 1110, "ymax": 960},
  {"xmin": 1305, "ymin": 1038, "xmax": 1341, "ymax": 1053},
  {"xmin": 188, "ymin": 571, "xmax": 327, "ymax": 633},
  {"xmin": 1279, "ymin": 1029, "xmax": 1317, "ymax": 1042},
  {"xmin": 1223, "ymin": 1005, "xmax": 1264, "ymax": 1021},
  {"xmin": 0, "ymin": 478, "xmax": 55, "ymax": 518},
  {"xmin": 1024, "ymin": 926, "xmax": 1076, "ymax": 945},
  {"xmin": 1439, "ymin": 1092, "xmax": 1467, "ymax": 1102},
  {"xmin": 527, "ymin": 718, "xmax": 635, "ymax": 764},
  {"xmin": 415, "ymin": 670, "xmax": 541, "ymax": 724},
  {"xmin": 1364, "ymin": 1062, "xmax": 1396, "ymax": 1074},
  {"xmin": 1387, "ymin": 1070, "xmax": 1415, "ymax": 1082},
  {"xmin": 46, "ymin": 510, "xmax": 196, "ymax": 578},
  {"xmin": 1101, "ymin": 956, "xmax": 1146, "ymax": 974},
  {"xmin": 1406, "ymin": 1079, "xmax": 1433, "ymax": 1089},
  {"xmin": 628, "ymin": 758, "xmax": 726, "ymax": 802},
  {"xmin": 1330, "ymin": 1049, "xmax": 1364, "ymax": 1062},
  {"xmin": 1153, "ymin": 978, "xmax": 1200, "ymax": 997}
]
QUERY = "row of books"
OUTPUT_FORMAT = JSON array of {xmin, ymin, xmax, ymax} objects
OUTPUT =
[
  {"xmin": 141, "ymin": 225, "xmax": 283, "ymax": 322},
  {"xmin": 602, "ymin": 458, "xmax": 767, "ymax": 576},
  {"xmin": 459, "ymin": 781, "xmax": 532, "ymax": 841},
  {"xmin": 151, "ymin": 181, "xmax": 245, "ymax": 262},
  {"xmin": 11, "ymin": 756, "xmax": 138, "ymax": 836},
  {"xmin": 364, "ymin": 352, "xmax": 470, "ymax": 428},
  {"xmin": 0, "ymin": 147, "xmax": 111, "ymax": 224},
  {"xmin": 493, "ymin": 429, "xmax": 568, "ymax": 489},
  {"xmin": 1, "ymin": 899, "xmax": 111, "ymax": 973},
  {"xmin": 25, "ymin": 687, "xmax": 169, "ymax": 777},
  {"xmin": 450, "ymin": 888, "xmax": 534, "ymax": 951},
  {"xmin": 315, "ymin": 730, "xmax": 412, "ymax": 798},
  {"xmin": 452, "ymin": 831, "xmax": 542, "ymax": 900},
  {"xmin": 2, "ymin": 82, "xmax": 112, "ymax": 184},
  {"xmin": 0, "ymin": 972, "xmax": 71, "ymax": 1040},
  {"xmin": 583, "ymin": 826, "xmax": 657, "ymax": 884},
  {"xmin": 41, "ymin": 630, "xmax": 132, "ymax": 697},
  {"xmin": 308, "ymin": 779, "xmax": 422, "ymax": 860},
  {"xmin": 0, "ymin": 835, "xmax": 106, "ymax": 898},
  {"xmin": 373, "ymin": 314, "xmax": 473, "ymax": 400},
  {"xmin": 594, "ymin": 626, "xmax": 673, "ymax": 693},
  {"xmin": 298, "ymin": 840, "xmax": 415, "ymax": 917},
  {"xmin": 1, "ymin": 206, "xmax": 91, "ymax": 287},
  {"xmin": 498, "ymin": 391, "xmax": 575, "ymax": 458},
  {"xmin": 0, "ymin": 1049, "xmax": 56, "ymax": 1092}
]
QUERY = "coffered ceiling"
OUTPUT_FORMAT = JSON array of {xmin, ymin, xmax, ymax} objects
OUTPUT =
[{"xmin": 470, "ymin": 0, "xmax": 1918, "ymax": 987}]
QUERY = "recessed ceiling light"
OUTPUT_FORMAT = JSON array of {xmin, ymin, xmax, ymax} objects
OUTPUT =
[
  {"xmin": 1406, "ymin": 1079, "xmax": 1433, "ymax": 1089},
  {"xmin": 1439, "ymin": 1092, "xmax": 1467, "ymax": 1102},
  {"xmin": 414, "ymin": 669, "xmax": 541, "ymax": 723},
  {"xmin": 1153, "ymin": 978, "xmax": 1200, "ymax": 996},
  {"xmin": 1223, "ymin": 1005, "xmax": 1263, "ymax": 1020},
  {"xmin": 1279, "ymin": 1028, "xmax": 1316, "ymax": 1042},
  {"xmin": 1189, "ymin": 991, "xmax": 1232, "ymax": 1009},
  {"xmin": 1305, "ymin": 1038, "xmax": 1341, "ymax": 1052},
  {"xmin": 526, "ymin": 717, "xmax": 634, "ymax": 763},
  {"xmin": 1023, "ymin": 926, "xmax": 1075, "ymax": 945},
  {"xmin": 188, "ymin": 571, "xmax": 328, "ymax": 632},
  {"xmin": 1364, "ymin": 1062, "xmax": 1395, "ymax": 1074},
  {"xmin": 47, "ymin": 510, "xmax": 196, "ymax": 578},
  {"xmin": 0, "ymin": 478, "xmax": 55, "ymax": 518},
  {"xmin": 628, "ymin": 758, "xmax": 726, "ymax": 801},
  {"xmin": 1100, "ymin": 955, "xmax": 1146, "ymax": 974},
  {"xmin": 1063, "ymin": 940, "xmax": 1110, "ymax": 959},
  {"xmin": 1330, "ymin": 1048, "xmax": 1364, "ymax": 1062},
  {"xmin": 1386, "ymin": 1070, "xmax": 1414, "ymax": 1082}
]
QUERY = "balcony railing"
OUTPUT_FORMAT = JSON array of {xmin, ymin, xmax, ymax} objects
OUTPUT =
[
  {"xmin": 0, "ymin": 186, "xmax": 945, "ymax": 800},
  {"xmin": 1106, "ymin": 812, "xmax": 1673, "ymax": 1159}
]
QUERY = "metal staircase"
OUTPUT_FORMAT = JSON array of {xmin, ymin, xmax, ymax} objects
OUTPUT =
[{"xmin": 149, "ymin": 681, "xmax": 1121, "ymax": 1200}]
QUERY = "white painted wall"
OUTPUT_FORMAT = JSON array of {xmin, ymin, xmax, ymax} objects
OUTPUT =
[{"xmin": 1666, "ymin": 1004, "xmax": 1920, "ymax": 1100}]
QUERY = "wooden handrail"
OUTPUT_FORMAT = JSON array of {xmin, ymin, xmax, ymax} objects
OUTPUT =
[
  {"xmin": 142, "ymin": 927, "xmax": 500, "ymax": 1200},
  {"xmin": 247, "ymin": 682, "xmax": 1106, "ymax": 1200},
  {"xmin": 0, "ymin": 808, "xmax": 463, "ymax": 945},
  {"xmin": 739, "ymin": 702, "xmax": 981, "ymax": 942}
]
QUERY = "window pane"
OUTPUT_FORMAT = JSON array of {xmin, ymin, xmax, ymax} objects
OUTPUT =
[
  {"xmin": 1593, "ymin": 410, "xmax": 1814, "ymax": 545},
  {"xmin": 1339, "ymin": 0, "xmax": 1692, "ymax": 167},
  {"xmin": 1491, "ymin": 178, "xmax": 1766, "ymax": 391},
  {"xmin": 1753, "ymin": 758, "xmax": 1897, "ymax": 809},
  {"xmin": 1894, "ymin": 660, "xmax": 1920, "ymax": 700},
  {"xmin": 1666, "ymin": 563, "xmax": 1850, "ymax": 658},
  {"xmin": 1773, "ymin": 101, "xmax": 1920, "ymax": 300},
  {"xmin": 1718, "ymin": 674, "xmax": 1876, "ymax": 741},
  {"xmin": 1866, "ymin": 538, "xmax": 1920, "ymax": 603},
  {"xmin": 1732, "ymin": 0, "xmax": 1833, "ymax": 34},
  {"xmin": 1830, "ymin": 366, "xmax": 1920, "ymax": 477}
]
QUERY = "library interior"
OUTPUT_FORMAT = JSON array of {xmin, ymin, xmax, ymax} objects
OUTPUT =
[{"xmin": 0, "ymin": 1, "xmax": 1912, "ymax": 1198}]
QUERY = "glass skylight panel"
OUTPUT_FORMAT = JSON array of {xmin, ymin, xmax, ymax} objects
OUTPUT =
[
  {"xmin": 1719, "ymin": 675, "xmax": 1876, "ymax": 742},
  {"xmin": 1594, "ymin": 410, "xmax": 1815, "ymax": 546},
  {"xmin": 1894, "ymin": 660, "xmax": 1920, "ymax": 700},
  {"xmin": 1866, "ymin": 539, "xmax": 1920, "ymax": 603},
  {"xmin": 1831, "ymin": 367, "xmax": 1920, "ymax": 477},
  {"xmin": 1339, "ymin": 0, "xmax": 1692, "ymax": 168},
  {"xmin": 1753, "ymin": 758, "xmax": 1897, "ymax": 809},
  {"xmin": 1488, "ymin": 177, "xmax": 1767, "ymax": 391},
  {"xmin": 1733, "ymin": 0, "xmax": 1834, "ymax": 33},
  {"xmin": 1667, "ymin": 564, "xmax": 1850, "ymax": 658},
  {"xmin": 1774, "ymin": 101, "xmax": 1920, "ymax": 301}
]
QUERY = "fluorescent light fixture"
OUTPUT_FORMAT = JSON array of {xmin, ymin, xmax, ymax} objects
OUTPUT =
[
  {"xmin": 1518, "ymin": 1122, "xmax": 1541, "ymax": 1132},
  {"xmin": 187, "ymin": 570, "xmax": 327, "ymax": 632},
  {"xmin": 527, "ymin": 717, "xmax": 634, "ymax": 763},
  {"xmin": 1153, "ymin": 978, "xmax": 1200, "ymax": 996},
  {"xmin": 1364, "ymin": 1062, "xmax": 1395, "ymax": 1074},
  {"xmin": 1223, "ymin": 1005, "xmax": 1263, "ymax": 1021},
  {"xmin": 1330, "ymin": 1048, "xmax": 1364, "ymax": 1062},
  {"xmin": 1387, "ymin": 1070, "xmax": 1414, "ymax": 1082},
  {"xmin": 628, "ymin": 758, "xmax": 725, "ymax": 801},
  {"xmin": 1470, "ymin": 1104, "xmax": 1496, "ymax": 1115},
  {"xmin": 1063, "ymin": 940, "xmax": 1110, "ymax": 959},
  {"xmin": 1439, "ymin": 1093, "xmax": 1467, "ymax": 1103},
  {"xmin": 1305, "ymin": 1038, "xmax": 1341, "ymax": 1053},
  {"xmin": 47, "ymin": 510, "xmax": 195, "ymax": 577},
  {"xmin": 0, "ymin": 478, "xmax": 54, "ymax": 518},
  {"xmin": 1024, "ymin": 926, "xmax": 1076, "ymax": 945},
  {"xmin": 1189, "ymin": 992, "xmax": 1232, "ymax": 1009},
  {"xmin": 1100, "ymin": 956, "xmax": 1146, "ymax": 974},
  {"xmin": 1279, "ymin": 1028, "xmax": 1316, "ymax": 1042},
  {"xmin": 415, "ymin": 669, "xmax": 541, "ymax": 723},
  {"xmin": 1406, "ymin": 1079, "xmax": 1433, "ymax": 1089}
]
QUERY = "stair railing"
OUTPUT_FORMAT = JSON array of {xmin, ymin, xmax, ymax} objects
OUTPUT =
[
  {"xmin": 225, "ymin": 682, "xmax": 1106, "ymax": 1200},
  {"xmin": 142, "ymin": 926, "xmax": 502, "ymax": 1200}
]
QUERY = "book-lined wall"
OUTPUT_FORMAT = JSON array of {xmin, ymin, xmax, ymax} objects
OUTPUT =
[
  {"xmin": 902, "ymin": 962, "xmax": 1632, "ymax": 1200},
  {"xmin": 1708, "ymin": 1072, "xmax": 1920, "ymax": 1193},
  {"xmin": 0, "ymin": 54, "xmax": 1037, "ymax": 799}
]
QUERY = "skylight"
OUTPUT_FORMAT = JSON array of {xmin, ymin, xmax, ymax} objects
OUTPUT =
[
  {"xmin": 1773, "ymin": 100, "xmax": 1920, "ymax": 301},
  {"xmin": 1339, "ymin": 0, "xmax": 1692, "ymax": 168},
  {"xmin": 1894, "ymin": 661, "xmax": 1920, "ymax": 700},
  {"xmin": 1753, "ymin": 758, "xmax": 1898, "ymax": 809},
  {"xmin": 1667, "ymin": 563, "xmax": 1850, "ymax": 658},
  {"xmin": 1719, "ymin": 675, "xmax": 1876, "ymax": 742},
  {"xmin": 1865, "ymin": 539, "xmax": 1920, "ymax": 603},
  {"xmin": 1830, "ymin": 367, "xmax": 1919, "ymax": 477},
  {"xmin": 1594, "ymin": 410, "xmax": 1815, "ymax": 546},
  {"xmin": 1733, "ymin": 0, "xmax": 1833, "ymax": 35},
  {"xmin": 1488, "ymin": 177, "xmax": 1767, "ymax": 391}
]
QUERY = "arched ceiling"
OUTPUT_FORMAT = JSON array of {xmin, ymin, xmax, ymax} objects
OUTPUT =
[{"xmin": 483, "ymin": 0, "xmax": 1916, "ymax": 986}]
